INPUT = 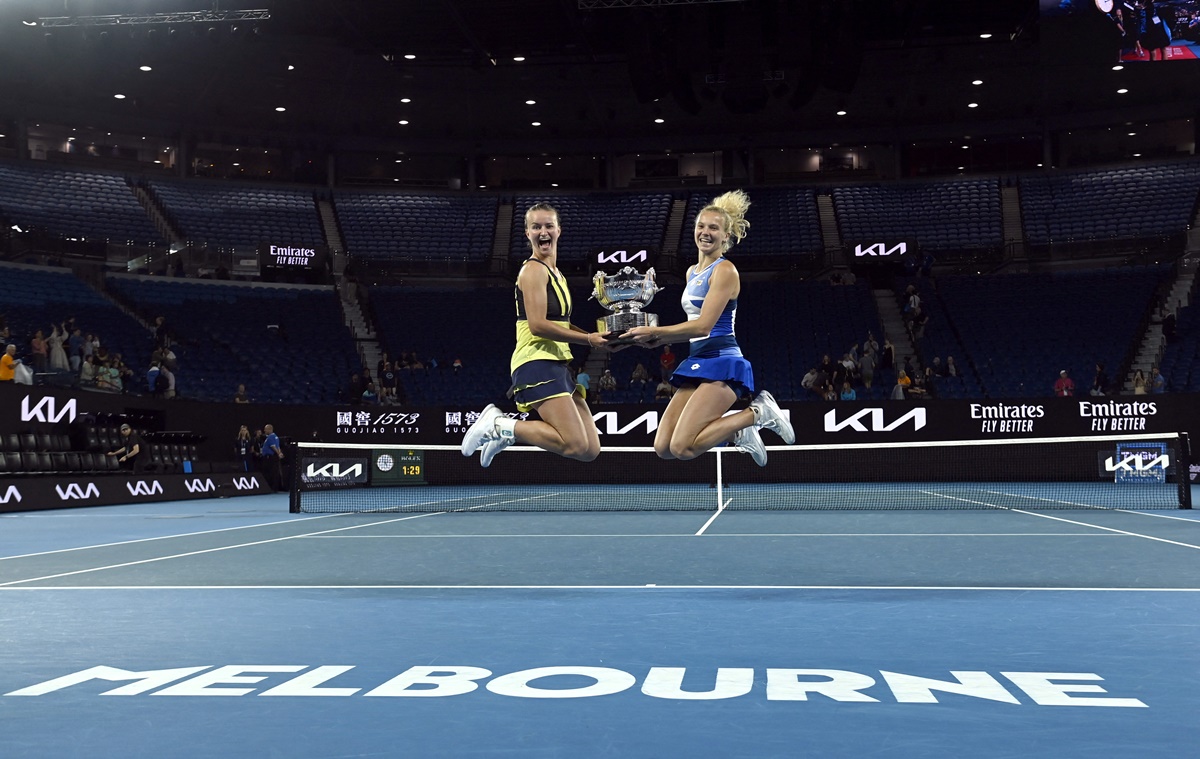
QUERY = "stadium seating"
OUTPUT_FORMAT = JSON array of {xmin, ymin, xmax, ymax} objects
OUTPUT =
[
  {"xmin": 509, "ymin": 192, "xmax": 672, "ymax": 265},
  {"xmin": 336, "ymin": 191, "xmax": 498, "ymax": 265},
  {"xmin": 146, "ymin": 179, "xmax": 325, "ymax": 249},
  {"xmin": 0, "ymin": 263, "xmax": 152, "ymax": 383},
  {"xmin": 1159, "ymin": 293, "xmax": 1200, "ymax": 393},
  {"xmin": 933, "ymin": 266, "xmax": 1170, "ymax": 397},
  {"xmin": 678, "ymin": 187, "xmax": 824, "ymax": 266},
  {"xmin": 105, "ymin": 276, "xmax": 359, "ymax": 403},
  {"xmin": 0, "ymin": 160, "xmax": 162, "ymax": 245},
  {"xmin": 1020, "ymin": 159, "xmax": 1200, "ymax": 246},
  {"xmin": 832, "ymin": 178, "xmax": 1002, "ymax": 253}
]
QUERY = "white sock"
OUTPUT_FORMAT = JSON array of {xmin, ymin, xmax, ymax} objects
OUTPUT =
[{"xmin": 495, "ymin": 415, "xmax": 517, "ymax": 439}]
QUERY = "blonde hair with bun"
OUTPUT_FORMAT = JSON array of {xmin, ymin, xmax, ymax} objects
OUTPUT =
[{"xmin": 698, "ymin": 190, "xmax": 751, "ymax": 251}]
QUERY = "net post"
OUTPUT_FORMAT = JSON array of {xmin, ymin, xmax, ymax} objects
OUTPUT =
[
  {"xmin": 1179, "ymin": 432, "xmax": 1192, "ymax": 510},
  {"xmin": 288, "ymin": 441, "xmax": 301, "ymax": 513},
  {"xmin": 715, "ymin": 447, "xmax": 724, "ymax": 511}
]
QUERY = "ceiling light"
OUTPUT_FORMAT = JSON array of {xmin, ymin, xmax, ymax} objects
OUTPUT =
[
  {"xmin": 962, "ymin": 145, "xmax": 969, "ymax": 149},
  {"xmin": 513, "ymin": 56, "xmax": 525, "ymax": 62},
  {"xmin": 654, "ymin": 118, "xmax": 664, "ymax": 124},
  {"xmin": 544, "ymin": 162, "xmax": 552, "ymax": 166},
  {"xmin": 1128, "ymin": 131, "xmax": 1136, "ymax": 136},
  {"xmin": 836, "ymin": 110, "xmax": 847, "ymax": 116},
  {"xmin": 1117, "ymin": 88, "xmax": 1128, "ymax": 94},
  {"xmin": 957, "ymin": 166, "xmax": 965, "ymax": 170},
  {"xmin": 971, "ymin": 79, "xmax": 983, "ymax": 85},
  {"xmin": 967, "ymin": 102, "xmax": 978, "ymax": 108},
  {"xmin": 400, "ymin": 98, "xmax": 411, "ymax": 103},
  {"xmin": 404, "ymin": 54, "xmax": 416, "ymax": 60},
  {"xmin": 979, "ymin": 33, "xmax": 992, "ymax": 39},
  {"xmin": 114, "ymin": 94, "xmax": 126, "ymax": 99},
  {"xmin": 1112, "ymin": 64, "xmax": 1124, "ymax": 71},
  {"xmin": 140, "ymin": 65, "xmax": 152, "ymax": 72},
  {"xmin": 287, "ymin": 65, "xmax": 295, "ymax": 71},
  {"xmin": 531, "ymin": 122, "xmax": 541, "ymax": 126},
  {"xmin": 232, "ymin": 163, "xmax": 240, "ymax": 166},
  {"xmin": 1133, "ymin": 153, "xmax": 1142, "ymax": 157},
  {"xmin": 275, "ymin": 107, "xmax": 286, "ymax": 112},
  {"xmin": 398, "ymin": 120, "xmax": 409, "ymax": 125},
  {"xmin": 525, "ymin": 100, "xmax": 536, "ymax": 105},
  {"xmin": 551, "ymin": 183, "xmax": 559, "ymax": 187}
]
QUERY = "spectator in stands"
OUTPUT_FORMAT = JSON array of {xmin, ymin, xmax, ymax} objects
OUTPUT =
[
  {"xmin": 113, "ymin": 354, "xmax": 134, "ymax": 393},
  {"xmin": 379, "ymin": 363, "xmax": 398, "ymax": 404},
  {"xmin": 106, "ymin": 424, "xmax": 142, "ymax": 472},
  {"xmin": 598, "ymin": 369, "xmax": 617, "ymax": 396},
  {"xmin": 620, "ymin": 190, "xmax": 794, "ymax": 468},
  {"xmin": 630, "ymin": 361, "xmax": 650, "ymax": 389},
  {"xmin": 260, "ymin": 424, "xmax": 284, "ymax": 491},
  {"xmin": 1090, "ymin": 362, "xmax": 1109, "ymax": 397},
  {"xmin": 460, "ymin": 201, "xmax": 618, "ymax": 469},
  {"xmin": 1150, "ymin": 365, "xmax": 1166, "ymax": 394},
  {"xmin": 82, "ymin": 333, "xmax": 97, "ymax": 365},
  {"xmin": 1054, "ymin": 369, "xmax": 1075, "ymax": 397},
  {"xmin": 908, "ymin": 374, "xmax": 929, "ymax": 399},
  {"xmin": 931, "ymin": 357, "xmax": 945, "ymax": 377},
  {"xmin": 29, "ymin": 329, "xmax": 47, "ymax": 375},
  {"xmin": 81, "ymin": 355, "xmax": 99, "ymax": 387},
  {"xmin": 897, "ymin": 369, "xmax": 912, "ymax": 391},
  {"xmin": 234, "ymin": 384, "xmax": 250, "ymax": 404},
  {"xmin": 347, "ymin": 372, "xmax": 364, "ymax": 405},
  {"xmin": 840, "ymin": 353, "xmax": 859, "ymax": 386},
  {"xmin": 859, "ymin": 348, "xmax": 876, "ymax": 390},
  {"xmin": 822, "ymin": 382, "xmax": 838, "ymax": 401},
  {"xmin": 362, "ymin": 382, "xmax": 379, "ymax": 404},
  {"xmin": 655, "ymin": 377, "xmax": 674, "ymax": 401},
  {"xmin": 154, "ymin": 316, "xmax": 170, "ymax": 349},
  {"xmin": 48, "ymin": 324, "xmax": 69, "ymax": 372},
  {"xmin": 863, "ymin": 332, "xmax": 879, "ymax": 356},
  {"xmin": 1132, "ymin": 369, "xmax": 1148, "ymax": 395},
  {"xmin": 67, "ymin": 327, "xmax": 84, "ymax": 373},
  {"xmin": 235, "ymin": 425, "xmax": 254, "ymax": 472},
  {"xmin": 801, "ymin": 366, "xmax": 819, "ymax": 395},
  {"xmin": 159, "ymin": 363, "xmax": 176, "ymax": 399},
  {"xmin": 575, "ymin": 367, "xmax": 591, "ymax": 399},
  {"xmin": 361, "ymin": 368, "xmax": 375, "ymax": 390},
  {"xmin": 659, "ymin": 344, "xmax": 676, "ymax": 379},
  {"xmin": 147, "ymin": 361, "xmax": 162, "ymax": 396},
  {"xmin": 945, "ymin": 356, "xmax": 959, "ymax": 378},
  {"xmin": 0, "ymin": 344, "xmax": 17, "ymax": 383},
  {"xmin": 1162, "ymin": 310, "xmax": 1177, "ymax": 343},
  {"xmin": 377, "ymin": 353, "xmax": 390, "ymax": 377},
  {"xmin": 880, "ymin": 339, "xmax": 895, "ymax": 371},
  {"xmin": 452, "ymin": 357, "xmax": 463, "ymax": 375},
  {"xmin": 839, "ymin": 381, "xmax": 857, "ymax": 401},
  {"xmin": 890, "ymin": 377, "xmax": 908, "ymax": 400}
]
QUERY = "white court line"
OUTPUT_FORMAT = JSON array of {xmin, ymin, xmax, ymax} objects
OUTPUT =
[
  {"xmin": 694, "ymin": 498, "xmax": 732, "ymax": 536},
  {"xmin": 0, "ymin": 511, "xmax": 452, "ymax": 587},
  {"xmin": 922, "ymin": 491, "xmax": 1200, "ymax": 551},
  {"xmin": 0, "ymin": 512, "xmax": 349, "ymax": 562},
  {"xmin": 297, "ymin": 532, "xmax": 1128, "ymax": 539},
  {"xmin": 0, "ymin": 584, "xmax": 1197, "ymax": 592},
  {"xmin": 982, "ymin": 491, "xmax": 1200, "ymax": 522}
]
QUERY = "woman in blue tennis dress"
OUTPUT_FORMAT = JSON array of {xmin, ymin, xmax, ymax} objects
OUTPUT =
[{"xmin": 621, "ymin": 190, "xmax": 794, "ymax": 466}]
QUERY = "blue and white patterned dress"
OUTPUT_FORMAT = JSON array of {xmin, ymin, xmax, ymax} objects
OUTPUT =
[{"xmin": 667, "ymin": 257, "xmax": 755, "ymax": 397}]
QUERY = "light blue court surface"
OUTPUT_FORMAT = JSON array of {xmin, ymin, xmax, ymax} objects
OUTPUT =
[{"xmin": 2, "ymin": 493, "xmax": 1198, "ymax": 758}]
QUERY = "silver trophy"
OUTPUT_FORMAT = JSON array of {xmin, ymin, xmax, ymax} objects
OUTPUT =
[{"xmin": 590, "ymin": 266, "xmax": 662, "ymax": 345}]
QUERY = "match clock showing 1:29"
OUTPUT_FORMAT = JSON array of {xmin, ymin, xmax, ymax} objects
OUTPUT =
[{"xmin": 372, "ymin": 449, "xmax": 426, "ymax": 485}]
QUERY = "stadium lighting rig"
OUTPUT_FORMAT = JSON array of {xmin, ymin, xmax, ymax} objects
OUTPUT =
[{"xmin": 29, "ymin": 8, "xmax": 270, "ymax": 29}]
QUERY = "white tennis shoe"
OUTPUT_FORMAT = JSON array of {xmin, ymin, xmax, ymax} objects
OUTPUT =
[
  {"xmin": 479, "ymin": 434, "xmax": 514, "ymax": 468},
  {"xmin": 734, "ymin": 425, "xmax": 768, "ymax": 467},
  {"xmin": 461, "ymin": 404, "xmax": 503, "ymax": 457},
  {"xmin": 750, "ymin": 390, "xmax": 795, "ymax": 445}
]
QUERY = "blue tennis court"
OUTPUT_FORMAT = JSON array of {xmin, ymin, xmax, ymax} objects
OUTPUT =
[{"xmin": 2, "ymin": 491, "xmax": 1198, "ymax": 758}]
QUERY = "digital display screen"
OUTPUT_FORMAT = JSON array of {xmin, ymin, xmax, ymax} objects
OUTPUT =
[{"xmin": 1042, "ymin": 1, "xmax": 1200, "ymax": 63}]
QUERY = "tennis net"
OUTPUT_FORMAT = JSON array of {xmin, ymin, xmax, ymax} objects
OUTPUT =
[{"xmin": 290, "ymin": 432, "xmax": 1192, "ymax": 513}]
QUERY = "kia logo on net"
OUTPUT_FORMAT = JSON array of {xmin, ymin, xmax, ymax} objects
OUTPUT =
[
  {"xmin": 305, "ymin": 463, "xmax": 363, "ymax": 479},
  {"xmin": 1104, "ymin": 454, "xmax": 1169, "ymax": 472},
  {"xmin": 125, "ymin": 481, "xmax": 164, "ymax": 496},
  {"xmin": 824, "ymin": 408, "xmax": 927, "ymax": 433},
  {"xmin": 20, "ymin": 395, "xmax": 77, "ymax": 424},
  {"xmin": 56, "ymin": 483, "xmax": 100, "ymax": 500},
  {"xmin": 0, "ymin": 485, "xmax": 22, "ymax": 505},
  {"xmin": 232, "ymin": 477, "xmax": 260, "ymax": 491}
]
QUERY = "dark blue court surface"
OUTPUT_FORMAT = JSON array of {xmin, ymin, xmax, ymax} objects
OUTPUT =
[{"xmin": 2, "ymin": 493, "xmax": 1198, "ymax": 758}]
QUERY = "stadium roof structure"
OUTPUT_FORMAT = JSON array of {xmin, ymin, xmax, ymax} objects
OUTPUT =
[{"xmin": 0, "ymin": 0, "xmax": 1195, "ymax": 153}]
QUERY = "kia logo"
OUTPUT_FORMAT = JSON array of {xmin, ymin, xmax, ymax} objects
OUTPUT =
[
  {"xmin": 126, "ymin": 481, "xmax": 164, "ymax": 496},
  {"xmin": 56, "ymin": 483, "xmax": 100, "ymax": 500},
  {"xmin": 824, "ymin": 408, "xmax": 927, "ymax": 432}
]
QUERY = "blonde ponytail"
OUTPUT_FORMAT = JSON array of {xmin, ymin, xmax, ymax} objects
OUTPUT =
[{"xmin": 700, "ymin": 190, "xmax": 751, "ymax": 250}]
